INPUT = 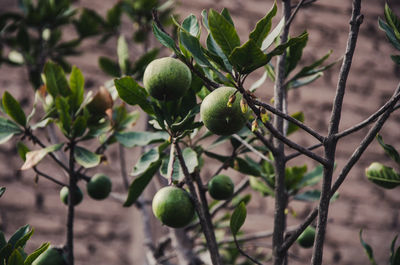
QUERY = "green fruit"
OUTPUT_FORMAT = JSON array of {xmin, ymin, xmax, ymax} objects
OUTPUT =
[
  {"xmin": 87, "ymin": 174, "xmax": 112, "ymax": 200},
  {"xmin": 208, "ymin": 174, "xmax": 234, "ymax": 200},
  {"xmin": 297, "ymin": 226, "xmax": 316, "ymax": 248},
  {"xmin": 32, "ymin": 247, "xmax": 67, "ymax": 265},
  {"xmin": 152, "ymin": 186, "xmax": 195, "ymax": 228},
  {"xmin": 143, "ymin": 57, "xmax": 192, "ymax": 101},
  {"xmin": 200, "ymin": 86, "xmax": 249, "ymax": 135},
  {"xmin": 60, "ymin": 186, "xmax": 83, "ymax": 206}
]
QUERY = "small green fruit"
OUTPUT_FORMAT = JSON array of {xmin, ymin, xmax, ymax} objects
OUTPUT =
[
  {"xmin": 208, "ymin": 174, "xmax": 234, "ymax": 200},
  {"xmin": 200, "ymin": 86, "xmax": 249, "ymax": 135},
  {"xmin": 297, "ymin": 226, "xmax": 316, "ymax": 248},
  {"xmin": 32, "ymin": 247, "xmax": 67, "ymax": 265},
  {"xmin": 87, "ymin": 174, "xmax": 112, "ymax": 200},
  {"xmin": 143, "ymin": 57, "xmax": 192, "ymax": 101},
  {"xmin": 152, "ymin": 186, "xmax": 195, "ymax": 228},
  {"xmin": 60, "ymin": 186, "xmax": 83, "ymax": 206}
]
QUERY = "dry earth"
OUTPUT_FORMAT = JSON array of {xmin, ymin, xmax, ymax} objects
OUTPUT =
[{"xmin": 1, "ymin": 0, "xmax": 400, "ymax": 265}]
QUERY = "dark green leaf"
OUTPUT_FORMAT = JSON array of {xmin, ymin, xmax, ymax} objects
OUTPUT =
[
  {"xmin": 384, "ymin": 3, "xmax": 400, "ymax": 41},
  {"xmin": 293, "ymin": 190, "xmax": 339, "ymax": 202},
  {"xmin": 391, "ymin": 55, "xmax": 400, "ymax": 65},
  {"xmin": 124, "ymin": 160, "xmax": 162, "ymax": 207},
  {"xmin": 23, "ymin": 243, "xmax": 50, "ymax": 265},
  {"xmin": 131, "ymin": 148, "xmax": 160, "ymax": 176},
  {"xmin": 289, "ymin": 72, "xmax": 323, "ymax": 89},
  {"xmin": 297, "ymin": 164, "xmax": 323, "ymax": 189},
  {"xmin": 130, "ymin": 49, "xmax": 159, "ymax": 78},
  {"xmin": 74, "ymin": 146, "xmax": 100, "ymax": 168},
  {"xmin": 14, "ymin": 228, "xmax": 33, "ymax": 249},
  {"xmin": 249, "ymin": 176, "xmax": 274, "ymax": 196},
  {"xmin": 21, "ymin": 144, "xmax": 64, "ymax": 170},
  {"xmin": 17, "ymin": 26, "xmax": 29, "ymax": 52},
  {"xmin": 152, "ymin": 22, "xmax": 180, "ymax": 55},
  {"xmin": 285, "ymin": 164, "xmax": 307, "ymax": 190},
  {"xmin": 7, "ymin": 249, "xmax": 24, "ymax": 265},
  {"xmin": 229, "ymin": 39, "xmax": 269, "ymax": 74},
  {"xmin": 249, "ymin": 2, "xmax": 277, "ymax": 47},
  {"xmin": 74, "ymin": 8, "xmax": 104, "ymax": 37},
  {"xmin": 0, "ymin": 244, "xmax": 12, "ymax": 263},
  {"xmin": 71, "ymin": 116, "xmax": 86, "ymax": 138},
  {"xmin": 286, "ymin": 33, "xmax": 308, "ymax": 75},
  {"xmin": 2, "ymin": 92, "xmax": 26, "ymax": 127},
  {"xmin": 115, "ymin": 131, "xmax": 169, "ymax": 148},
  {"xmin": 287, "ymin": 111, "xmax": 304, "ymax": 136},
  {"xmin": 114, "ymin": 77, "xmax": 154, "ymax": 115},
  {"xmin": 98, "ymin": 57, "xmax": 121, "ymax": 77},
  {"xmin": 379, "ymin": 18, "xmax": 400, "ymax": 51},
  {"xmin": 205, "ymin": 34, "xmax": 232, "ymax": 72},
  {"xmin": 290, "ymin": 50, "xmax": 333, "ymax": 81},
  {"xmin": 179, "ymin": 30, "xmax": 212, "ymax": 68},
  {"xmin": 0, "ymin": 117, "xmax": 23, "ymax": 144},
  {"xmin": 376, "ymin": 134, "xmax": 400, "ymax": 165},
  {"xmin": 69, "ymin": 66, "xmax": 84, "ymax": 112},
  {"xmin": 8, "ymin": 225, "xmax": 30, "ymax": 248},
  {"xmin": 16, "ymin": 142, "xmax": 29, "ymax": 161},
  {"xmin": 208, "ymin": 9, "xmax": 240, "ymax": 57},
  {"xmin": 0, "ymin": 187, "xmax": 5, "ymax": 198},
  {"xmin": 365, "ymin": 162, "xmax": 400, "ymax": 189},
  {"xmin": 0, "ymin": 232, "xmax": 6, "ymax": 250},
  {"xmin": 220, "ymin": 8, "xmax": 234, "ymax": 26},
  {"xmin": 182, "ymin": 14, "xmax": 200, "ymax": 37},
  {"xmin": 55, "ymin": 96, "xmax": 71, "ymax": 136},
  {"xmin": 230, "ymin": 202, "xmax": 247, "ymax": 236},
  {"xmin": 359, "ymin": 230, "xmax": 378, "ymax": 265},
  {"xmin": 117, "ymin": 35, "xmax": 129, "ymax": 74},
  {"xmin": 44, "ymin": 61, "xmax": 70, "ymax": 97}
]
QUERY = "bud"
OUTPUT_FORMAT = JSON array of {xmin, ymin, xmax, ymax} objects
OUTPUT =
[
  {"xmin": 227, "ymin": 94, "xmax": 236, "ymax": 108},
  {"xmin": 233, "ymin": 159, "xmax": 239, "ymax": 170},
  {"xmin": 251, "ymin": 119, "xmax": 259, "ymax": 132},
  {"xmin": 260, "ymin": 107, "xmax": 269, "ymax": 123},
  {"xmin": 240, "ymin": 98, "xmax": 248, "ymax": 113}
]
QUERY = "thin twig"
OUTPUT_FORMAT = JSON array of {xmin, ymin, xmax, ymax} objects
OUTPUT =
[
  {"xmin": 233, "ymin": 236, "xmax": 264, "ymax": 265},
  {"xmin": 285, "ymin": 143, "xmax": 323, "ymax": 161},
  {"xmin": 33, "ymin": 167, "xmax": 68, "ymax": 187},
  {"xmin": 286, "ymin": 0, "xmax": 307, "ymax": 27},
  {"xmin": 220, "ymin": 226, "xmax": 297, "ymax": 245},
  {"xmin": 232, "ymin": 134, "xmax": 273, "ymax": 163}
]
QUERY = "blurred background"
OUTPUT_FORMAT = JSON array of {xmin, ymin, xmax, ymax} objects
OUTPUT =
[{"xmin": 0, "ymin": 0, "xmax": 400, "ymax": 264}]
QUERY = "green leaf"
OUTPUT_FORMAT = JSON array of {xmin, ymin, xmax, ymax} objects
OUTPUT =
[
  {"xmin": 249, "ymin": 1, "xmax": 277, "ymax": 47},
  {"xmin": 99, "ymin": 57, "xmax": 121, "ymax": 77},
  {"xmin": 114, "ymin": 77, "xmax": 154, "ymax": 115},
  {"xmin": 0, "ymin": 117, "xmax": 23, "ymax": 144},
  {"xmin": 229, "ymin": 39, "xmax": 269, "ymax": 74},
  {"xmin": 261, "ymin": 17, "xmax": 284, "ymax": 51},
  {"xmin": 115, "ymin": 131, "xmax": 169, "ymax": 148},
  {"xmin": 0, "ymin": 187, "xmax": 5, "ymax": 198},
  {"xmin": 230, "ymin": 201, "xmax": 247, "ymax": 236},
  {"xmin": 204, "ymin": 151, "xmax": 262, "ymax": 176},
  {"xmin": 44, "ymin": 61, "xmax": 70, "ymax": 97},
  {"xmin": 379, "ymin": 18, "xmax": 400, "ymax": 51},
  {"xmin": 376, "ymin": 134, "xmax": 400, "ymax": 165},
  {"xmin": 249, "ymin": 176, "xmax": 274, "ymax": 196},
  {"xmin": 71, "ymin": 116, "xmax": 86, "ymax": 138},
  {"xmin": 289, "ymin": 50, "xmax": 333, "ymax": 82},
  {"xmin": 130, "ymin": 49, "xmax": 159, "ymax": 78},
  {"xmin": 182, "ymin": 14, "xmax": 200, "ymax": 37},
  {"xmin": 384, "ymin": 3, "xmax": 400, "ymax": 41},
  {"xmin": 206, "ymin": 34, "xmax": 232, "ymax": 72},
  {"xmin": 293, "ymin": 190, "xmax": 339, "ymax": 202},
  {"xmin": 391, "ymin": 236, "xmax": 400, "ymax": 265},
  {"xmin": 2, "ymin": 92, "xmax": 26, "ymax": 127},
  {"xmin": 179, "ymin": 30, "xmax": 213, "ymax": 68},
  {"xmin": 297, "ymin": 164, "xmax": 323, "ymax": 189},
  {"xmin": 124, "ymin": 160, "xmax": 162, "ymax": 207},
  {"xmin": 14, "ymin": 228, "xmax": 33, "ymax": 249},
  {"xmin": 182, "ymin": 147, "xmax": 198, "ymax": 173},
  {"xmin": 55, "ymin": 96, "xmax": 71, "ymax": 136},
  {"xmin": 365, "ymin": 162, "xmax": 400, "ymax": 189},
  {"xmin": 16, "ymin": 142, "xmax": 29, "ymax": 162},
  {"xmin": 391, "ymin": 55, "xmax": 400, "ymax": 65},
  {"xmin": 287, "ymin": 111, "xmax": 304, "ymax": 136},
  {"xmin": 117, "ymin": 35, "xmax": 130, "ymax": 74},
  {"xmin": 152, "ymin": 22, "xmax": 180, "ymax": 55},
  {"xmin": 286, "ymin": 33, "xmax": 309, "ymax": 75},
  {"xmin": 7, "ymin": 249, "xmax": 24, "ymax": 265},
  {"xmin": 285, "ymin": 164, "xmax": 307, "ymax": 190},
  {"xmin": 289, "ymin": 72, "xmax": 323, "ymax": 89},
  {"xmin": 220, "ymin": 8, "xmax": 234, "ymax": 26},
  {"xmin": 24, "ymin": 243, "xmax": 50, "ymax": 265},
  {"xmin": 359, "ymin": 230, "xmax": 378, "ymax": 265},
  {"xmin": 208, "ymin": 9, "xmax": 240, "ymax": 57},
  {"xmin": 160, "ymin": 154, "xmax": 183, "ymax": 182},
  {"xmin": 21, "ymin": 144, "xmax": 64, "ymax": 170},
  {"xmin": 0, "ymin": 244, "xmax": 12, "ymax": 263},
  {"xmin": 69, "ymin": 66, "xmax": 84, "ymax": 112},
  {"xmin": 0, "ymin": 232, "xmax": 6, "ymax": 249},
  {"xmin": 249, "ymin": 70, "xmax": 268, "ymax": 92},
  {"xmin": 8, "ymin": 225, "xmax": 30, "ymax": 248},
  {"xmin": 131, "ymin": 148, "xmax": 160, "ymax": 176},
  {"xmin": 74, "ymin": 146, "xmax": 101, "ymax": 168}
]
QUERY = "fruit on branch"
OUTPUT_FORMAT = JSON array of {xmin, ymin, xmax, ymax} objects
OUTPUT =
[
  {"xmin": 152, "ymin": 186, "xmax": 195, "ymax": 228},
  {"xmin": 208, "ymin": 174, "xmax": 234, "ymax": 200},
  {"xmin": 143, "ymin": 57, "xmax": 192, "ymax": 101},
  {"xmin": 200, "ymin": 86, "xmax": 249, "ymax": 135},
  {"xmin": 296, "ymin": 226, "xmax": 316, "ymax": 248},
  {"xmin": 32, "ymin": 247, "xmax": 67, "ymax": 265},
  {"xmin": 86, "ymin": 174, "xmax": 112, "ymax": 200},
  {"xmin": 60, "ymin": 186, "xmax": 83, "ymax": 206}
]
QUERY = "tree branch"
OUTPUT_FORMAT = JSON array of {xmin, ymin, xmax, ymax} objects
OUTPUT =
[
  {"xmin": 285, "ymin": 143, "xmax": 323, "ymax": 161},
  {"xmin": 233, "ymin": 236, "xmax": 264, "ymax": 265},
  {"xmin": 33, "ymin": 167, "xmax": 68, "ymax": 187}
]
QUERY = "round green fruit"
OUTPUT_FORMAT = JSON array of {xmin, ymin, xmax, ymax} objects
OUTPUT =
[
  {"xmin": 152, "ymin": 186, "xmax": 195, "ymax": 228},
  {"xmin": 143, "ymin": 57, "xmax": 192, "ymax": 101},
  {"xmin": 32, "ymin": 247, "xmax": 67, "ymax": 265},
  {"xmin": 297, "ymin": 226, "xmax": 316, "ymax": 248},
  {"xmin": 60, "ymin": 186, "xmax": 83, "ymax": 206},
  {"xmin": 200, "ymin": 86, "xmax": 249, "ymax": 135},
  {"xmin": 208, "ymin": 174, "xmax": 234, "ymax": 200},
  {"xmin": 86, "ymin": 174, "xmax": 112, "ymax": 200}
]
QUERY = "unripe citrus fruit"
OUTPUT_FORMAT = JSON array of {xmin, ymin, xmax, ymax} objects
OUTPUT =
[
  {"xmin": 86, "ymin": 174, "xmax": 112, "ymax": 200},
  {"xmin": 208, "ymin": 174, "xmax": 234, "ymax": 200},
  {"xmin": 32, "ymin": 247, "xmax": 67, "ymax": 265},
  {"xmin": 143, "ymin": 57, "xmax": 192, "ymax": 101},
  {"xmin": 60, "ymin": 186, "xmax": 83, "ymax": 206},
  {"xmin": 297, "ymin": 226, "xmax": 315, "ymax": 248},
  {"xmin": 152, "ymin": 186, "xmax": 195, "ymax": 228},
  {"xmin": 200, "ymin": 86, "xmax": 249, "ymax": 135}
]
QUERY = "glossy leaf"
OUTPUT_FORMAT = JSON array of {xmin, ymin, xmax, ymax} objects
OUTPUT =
[
  {"xmin": 220, "ymin": 8, "xmax": 234, "ymax": 26},
  {"xmin": 261, "ymin": 17, "xmax": 284, "ymax": 51},
  {"xmin": 0, "ymin": 117, "xmax": 22, "ymax": 144},
  {"xmin": 55, "ymin": 96, "xmax": 71, "ymax": 136},
  {"xmin": 208, "ymin": 9, "xmax": 240, "ymax": 57},
  {"xmin": 286, "ymin": 33, "xmax": 308, "ymax": 75},
  {"xmin": 115, "ymin": 131, "xmax": 169, "ymax": 148},
  {"xmin": 2, "ymin": 92, "xmax": 26, "ymax": 127},
  {"xmin": 114, "ymin": 77, "xmax": 154, "ymax": 115},
  {"xmin": 8, "ymin": 225, "xmax": 29, "ymax": 248},
  {"xmin": 74, "ymin": 146, "xmax": 101, "ymax": 168},
  {"xmin": 0, "ymin": 187, "xmax": 5, "ymax": 198},
  {"xmin": 289, "ymin": 72, "xmax": 323, "ymax": 89},
  {"xmin": 117, "ymin": 35, "xmax": 129, "ymax": 74},
  {"xmin": 249, "ymin": 1, "xmax": 277, "ymax": 47},
  {"xmin": 359, "ymin": 230, "xmax": 378, "ymax": 265},
  {"xmin": 69, "ymin": 66, "xmax": 84, "ymax": 112},
  {"xmin": 99, "ymin": 57, "xmax": 121, "ymax": 77},
  {"xmin": 24, "ymin": 243, "xmax": 50, "ymax": 265},
  {"xmin": 179, "ymin": 30, "xmax": 212, "ymax": 68},
  {"xmin": 379, "ymin": 17, "xmax": 400, "ymax": 51},
  {"xmin": 182, "ymin": 147, "xmax": 198, "ymax": 173},
  {"xmin": 287, "ymin": 111, "xmax": 304, "ymax": 136},
  {"xmin": 384, "ymin": 3, "xmax": 400, "ymax": 41},
  {"xmin": 182, "ymin": 14, "xmax": 200, "ymax": 37},
  {"xmin": 14, "ymin": 228, "xmax": 33, "ymax": 249},
  {"xmin": 376, "ymin": 134, "xmax": 400, "ymax": 165},
  {"xmin": 124, "ymin": 160, "xmax": 162, "ymax": 207},
  {"xmin": 152, "ymin": 22, "xmax": 180, "ymax": 55},
  {"xmin": 7, "ymin": 249, "xmax": 24, "ymax": 265},
  {"xmin": 365, "ymin": 162, "xmax": 400, "ymax": 189},
  {"xmin": 44, "ymin": 61, "xmax": 70, "ymax": 97},
  {"xmin": 21, "ymin": 144, "xmax": 64, "ymax": 170},
  {"xmin": 206, "ymin": 34, "xmax": 232, "ymax": 72},
  {"xmin": 131, "ymin": 148, "xmax": 160, "ymax": 176},
  {"xmin": 71, "ymin": 116, "xmax": 86, "ymax": 138},
  {"xmin": 230, "ymin": 201, "xmax": 247, "ymax": 236}
]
